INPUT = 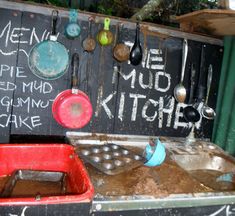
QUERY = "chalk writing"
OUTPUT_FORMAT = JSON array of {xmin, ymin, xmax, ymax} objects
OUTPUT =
[
  {"xmin": 0, "ymin": 21, "xmax": 57, "ymax": 57},
  {"xmin": 22, "ymin": 81, "xmax": 53, "ymax": 94},
  {"xmin": 207, "ymin": 205, "xmax": 235, "ymax": 216},
  {"xmin": 0, "ymin": 21, "xmax": 50, "ymax": 47},
  {"xmin": 9, "ymin": 206, "xmax": 28, "ymax": 216},
  {"xmin": 0, "ymin": 114, "xmax": 42, "ymax": 130},
  {"xmin": 0, "ymin": 64, "xmax": 26, "ymax": 78},
  {"xmin": 0, "ymin": 96, "xmax": 54, "ymax": 113}
]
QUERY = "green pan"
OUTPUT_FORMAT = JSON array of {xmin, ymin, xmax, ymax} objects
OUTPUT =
[{"xmin": 28, "ymin": 10, "xmax": 69, "ymax": 80}]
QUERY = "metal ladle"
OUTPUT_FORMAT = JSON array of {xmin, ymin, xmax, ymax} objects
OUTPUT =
[
  {"xmin": 201, "ymin": 64, "xmax": 216, "ymax": 120},
  {"xmin": 82, "ymin": 17, "xmax": 96, "ymax": 52},
  {"xmin": 174, "ymin": 39, "xmax": 188, "ymax": 103},
  {"xmin": 183, "ymin": 106, "xmax": 200, "ymax": 144}
]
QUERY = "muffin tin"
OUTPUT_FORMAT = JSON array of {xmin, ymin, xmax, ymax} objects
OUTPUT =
[{"xmin": 77, "ymin": 143, "xmax": 145, "ymax": 175}]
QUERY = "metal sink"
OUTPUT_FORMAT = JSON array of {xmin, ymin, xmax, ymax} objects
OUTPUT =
[
  {"xmin": 169, "ymin": 142, "xmax": 235, "ymax": 191},
  {"xmin": 173, "ymin": 153, "xmax": 235, "ymax": 173}
]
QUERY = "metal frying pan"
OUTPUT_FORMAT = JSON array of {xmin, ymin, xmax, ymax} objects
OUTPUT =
[
  {"xmin": 52, "ymin": 53, "xmax": 93, "ymax": 129},
  {"xmin": 28, "ymin": 10, "xmax": 69, "ymax": 80}
]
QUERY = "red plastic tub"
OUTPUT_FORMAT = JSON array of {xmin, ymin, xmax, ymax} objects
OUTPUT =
[{"xmin": 0, "ymin": 144, "xmax": 94, "ymax": 207}]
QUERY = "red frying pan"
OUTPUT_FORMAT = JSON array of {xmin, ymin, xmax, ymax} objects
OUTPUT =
[{"xmin": 52, "ymin": 53, "xmax": 93, "ymax": 129}]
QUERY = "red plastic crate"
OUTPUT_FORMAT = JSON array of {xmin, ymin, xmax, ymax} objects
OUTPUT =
[{"xmin": 0, "ymin": 144, "xmax": 94, "ymax": 206}]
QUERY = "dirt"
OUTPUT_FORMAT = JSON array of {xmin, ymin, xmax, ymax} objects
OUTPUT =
[{"xmin": 85, "ymin": 155, "xmax": 213, "ymax": 198}]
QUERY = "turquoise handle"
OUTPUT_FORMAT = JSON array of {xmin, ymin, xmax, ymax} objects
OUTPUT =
[{"xmin": 65, "ymin": 9, "xmax": 81, "ymax": 38}]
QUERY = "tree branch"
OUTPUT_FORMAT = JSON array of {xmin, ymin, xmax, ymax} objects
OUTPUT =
[{"xmin": 131, "ymin": 0, "xmax": 164, "ymax": 21}]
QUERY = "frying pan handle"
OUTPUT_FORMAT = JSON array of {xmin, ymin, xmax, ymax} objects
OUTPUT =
[
  {"xmin": 51, "ymin": 10, "xmax": 58, "ymax": 37},
  {"xmin": 71, "ymin": 53, "xmax": 79, "ymax": 93}
]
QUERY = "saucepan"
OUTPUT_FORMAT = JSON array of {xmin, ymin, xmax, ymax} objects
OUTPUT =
[
  {"xmin": 28, "ymin": 10, "xmax": 69, "ymax": 80},
  {"xmin": 52, "ymin": 53, "xmax": 93, "ymax": 129}
]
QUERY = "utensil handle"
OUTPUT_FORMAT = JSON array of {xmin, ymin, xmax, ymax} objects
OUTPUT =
[
  {"xmin": 180, "ymin": 39, "xmax": 188, "ymax": 83},
  {"xmin": 51, "ymin": 10, "xmax": 58, "ymax": 36},
  {"xmin": 135, "ymin": 22, "xmax": 140, "ymax": 43},
  {"xmin": 205, "ymin": 64, "xmax": 213, "ymax": 104},
  {"xmin": 104, "ymin": 18, "xmax": 110, "ymax": 31},
  {"xmin": 71, "ymin": 53, "xmax": 79, "ymax": 92},
  {"xmin": 88, "ymin": 17, "xmax": 93, "ymax": 37},
  {"xmin": 188, "ymin": 63, "xmax": 196, "ymax": 104},
  {"xmin": 195, "ymin": 44, "xmax": 206, "ymax": 102}
]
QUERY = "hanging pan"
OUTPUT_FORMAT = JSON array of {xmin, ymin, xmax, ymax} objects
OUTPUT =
[
  {"xmin": 28, "ymin": 10, "xmax": 69, "ymax": 80},
  {"xmin": 52, "ymin": 53, "xmax": 93, "ymax": 129}
]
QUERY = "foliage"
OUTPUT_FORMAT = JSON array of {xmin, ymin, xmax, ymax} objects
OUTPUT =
[{"xmin": 21, "ymin": 0, "xmax": 218, "ymax": 24}]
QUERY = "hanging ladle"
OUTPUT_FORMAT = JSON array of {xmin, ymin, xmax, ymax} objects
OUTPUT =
[
  {"xmin": 201, "ymin": 64, "xmax": 216, "ymax": 120},
  {"xmin": 82, "ymin": 17, "xmax": 96, "ymax": 52},
  {"xmin": 113, "ymin": 23, "xmax": 130, "ymax": 62},
  {"xmin": 130, "ymin": 22, "xmax": 142, "ymax": 66},
  {"xmin": 174, "ymin": 39, "xmax": 188, "ymax": 103},
  {"xmin": 183, "ymin": 104, "xmax": 200, "ymax": 144}
]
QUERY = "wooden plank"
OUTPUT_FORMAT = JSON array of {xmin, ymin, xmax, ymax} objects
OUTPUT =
[
  {"xmin": 11, "ymin": 11, "xmax": 71, "ymax": 136},
  {"xmin": 0, "ymin": 8, "xmax": 22, "ymax": 143},
  {"xmin": 0, "ymin": 4, "xmax": 224, "ymax": 140},
  {"xmin": 176, "ymin": 9, "xmax": 235, "ymax": 36}
]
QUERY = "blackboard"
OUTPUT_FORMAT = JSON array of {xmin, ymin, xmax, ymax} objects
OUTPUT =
[{"xmin": 0, "ymin": 1, "xmax": 223, "ymax": 143}]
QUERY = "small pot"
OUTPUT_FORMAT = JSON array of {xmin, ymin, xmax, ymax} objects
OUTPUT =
[{"xmin": 52, "ymin": 53, "xmax": 93, "ymax": 129}]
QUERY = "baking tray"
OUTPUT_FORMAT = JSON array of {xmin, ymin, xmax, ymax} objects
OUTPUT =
[{"xmin": 76, "ymin": 143, "xmax": 145, "ymax": 175}]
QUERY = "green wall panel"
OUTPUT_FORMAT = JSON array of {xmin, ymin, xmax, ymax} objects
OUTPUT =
[{"xmin": 213, "ymin": 36, "xmax": 235, "ymax": 156}]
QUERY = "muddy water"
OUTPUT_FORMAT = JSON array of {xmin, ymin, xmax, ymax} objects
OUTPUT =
[
  {"xmin": 189, "ymin": 170, "xmax": 235, "ymax": 191},
  {"xmin": 0, "ymin": 177, "xmax": 72, "ymax": 197}
]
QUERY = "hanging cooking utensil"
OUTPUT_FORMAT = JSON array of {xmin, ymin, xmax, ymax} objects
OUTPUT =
[
  {"xmin": 97, "ymin": 18, "xmax": 113, "ymax": 46},
  {"xmin": 195, "ymin": 44, "xmax": 207, "ymax": 103},
  {"xmin": 174, "ymin": 39, "xmax": 188, "ymax": 103},
  {"xmin": 188, "ymin": 63, "xmax": 196, "ymax": 104},
  {"xmin": 130, "ymin": 22, "xmax": 142, "ymax": 66},
  {"xmin": 65, "ymin": 9, "xmax": 81, "ymax": 39},
  {"xmin": 201, "ymin": 64, "xmax": 216, "ymax": 120},
  {"xmin": 183, "ymin": 62, "xmax": 200, "ymax": 125},
  {"xmin": 52, "ymin": 53, "xmax": 93, "ymax": 129},
  {"xmin": 82, "ymin": 17, "xmax": 96, "ymax": 52},
  {"xmin": 28, "ymin": 10, "xmax": 69, "ymax": 80},
  {"xmin": 113, "ymin": 23, "xmax": 130, "ymax": 62}
]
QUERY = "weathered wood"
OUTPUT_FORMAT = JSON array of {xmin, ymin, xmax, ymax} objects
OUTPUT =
[
  {"xmin": 176, "ymin": 9, "xmax": 235, "ymax": 36},
  {"xmin": 0, "ymin": 2, "xmax": 224, "ymax": 141},
  {"xmin": 11, "ymin": 11, "xmax": 70, "ymax": 136},
  {"xmin": 0, "ymin": 9, "xmax": 22, "ymax": 142}
]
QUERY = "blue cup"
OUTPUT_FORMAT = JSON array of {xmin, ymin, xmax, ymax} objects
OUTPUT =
[{"xmin": 144, "ymin": 139, "xmax": 166, "ymax": 167}]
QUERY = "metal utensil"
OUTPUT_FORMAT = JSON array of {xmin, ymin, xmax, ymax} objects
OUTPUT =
[
  {"xmin": 52, "ymin": 53, "xmax": 93, "ymax": 129},
  {"xmin": 195, "ymin": 45, "xmax": 207, "ymax": 103},
  {"xmin": 201, "ymin": 64, "xmax": 216, "ymax": 120},
  {"xmin": 77, "ymin": 143, "xmax": 144, "ymax": 175},
  {"xmin": 113, "ymin": 23, "xmax": 130, "ymax": 62},
  {"xmin": 130, "ymin": 22, "xmax": 142, "ymax": 66},
  {"xmin": 188, "ymin": 63, "xmax": 196, "ymax": 104},
  {"xmin": 28, "ymin": 10, "xmax": 69, "ymax": 80},
  {"xmin": 65, "ymin": 9, "xmax": 81, "ymax": 39},
  {"xmin": 183, "ymin": 106, "xmax": 200, "ymax": 123},
  {"xmin": 97, "ymin": 18, "xmax": 113, "ymax": 46},
  {"xmin": 82, "ymin": 17, "xmax": 96, "ymax": 52},
  {"xmin": 174, "ymin": 39, "xmax": 188, "ymax": 103}
]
